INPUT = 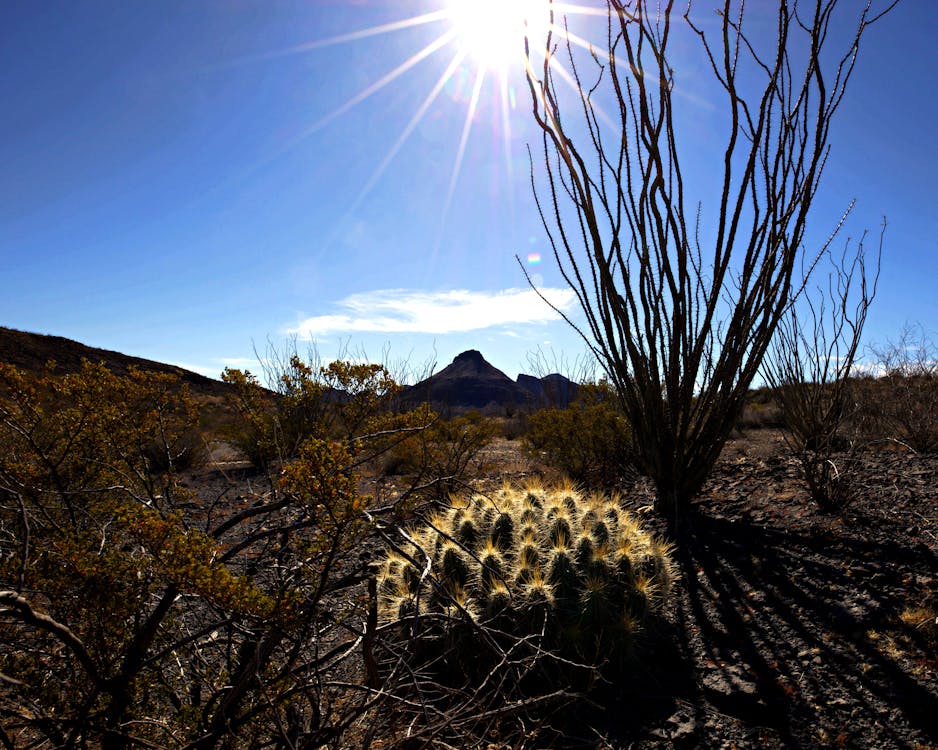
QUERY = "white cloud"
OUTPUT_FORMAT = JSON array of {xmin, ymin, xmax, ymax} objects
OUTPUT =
[
  {"xmin": 167, "ymin": 357, "xmax": 268, "ymax": 379},
  {"xmin": 169, "ymin": 362, "xmax": 225, "ymax": 379},
  {"xmin": 218, "ymin": 357, "xmax": 264, "ymax": 370},
  {"xmin": 286, "ymin": 287, "xmax": 576, "ymax": 337}
]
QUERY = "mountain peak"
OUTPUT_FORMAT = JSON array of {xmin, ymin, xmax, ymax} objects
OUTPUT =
[
  {"xmin": 441, "ymin": 349, "xmax": 505, "ymax": 379},
  {"xmin": 400, "ymin": 349, "xmax": 528, "ymax": 410},
  {"xmin": 452, "ymin": 349, "xmax": 486, "ymax": 365}
]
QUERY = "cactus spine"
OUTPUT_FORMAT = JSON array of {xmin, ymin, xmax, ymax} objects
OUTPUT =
[{"xmin": 376, "ymin": 484, "xmax": 674, "ymax": 666}]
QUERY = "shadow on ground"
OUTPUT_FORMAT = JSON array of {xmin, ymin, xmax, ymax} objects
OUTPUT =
[{"xmin": 637, "ymin": 504, "xmax": 938, "ymax": 749}]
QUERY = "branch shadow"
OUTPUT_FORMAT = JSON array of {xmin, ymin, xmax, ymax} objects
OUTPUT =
[{"xmin": 669, "ymin": 508, "xmax": 938, "ymax": 748}]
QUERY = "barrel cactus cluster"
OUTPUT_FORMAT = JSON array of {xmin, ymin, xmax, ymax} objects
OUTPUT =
[{"xmin": 375, "ymin": 483, "xmax": 674, "ymax": 673}]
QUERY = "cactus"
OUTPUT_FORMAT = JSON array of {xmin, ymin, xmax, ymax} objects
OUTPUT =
[{"xmin": 375, "ymin": 483, "xmax": 674, "ymax": 671}]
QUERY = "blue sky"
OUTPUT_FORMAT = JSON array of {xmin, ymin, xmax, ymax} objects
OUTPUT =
[{"xmin": 1, "ymin": 1, "xmax": 935, "ymax": 383}]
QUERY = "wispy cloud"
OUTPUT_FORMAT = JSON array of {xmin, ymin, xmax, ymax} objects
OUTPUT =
[
  {"xmin": 168, "ymin": 357, "xmax": 269, "ymax": 379},
  {"xmin": 217, "ymin": 357, "xmax": 265, "ymax": 370},
  {"xmin": 286, "ymin": 287, "xmax": 576, "ymax": 337},
  {"xmin": 170, "ymin": 362, "xmax": 222, "ymax": 379}
]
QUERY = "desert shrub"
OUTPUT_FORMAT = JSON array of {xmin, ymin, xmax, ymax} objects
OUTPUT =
[
  {"xmin": 222, "ymin": 357, "xmax": 402, "ymax": 471},
  {"xmin": 863, "ymin": 325, "xmax": 938, "ymax": 453},
  {"xmin": 377, "ymin": 483, "xmax": 672, "ymax": 676},
  {"xmin": 525, "ymin": 382, "xmax": 636, "ymax": 490},
  {"xmin": 219, "ymin": 366, "xmax": 283, "ymax": 469},
  {"xmin": 773, "ymin": 377, "xmax": 861, "ymax": 511},
  {"xmin": 140, "ymin": 427, "xmax": 208, "ymax": 472},
  {"xmin": 379, "ymin": 409, "xmax": 497, "ymax": 495},
  {"xmin": 735, "ymin": 390, "xmax": 785, "ymax": 432},
  {"xmin": 499, "ymin": 413, "xmax": 530, "ymax": 441},
  {"xmin": 769, "ymin": 378, "xmax": 863, "ymax": 512},
  {"xmin": 761, "ymin": 239, "xmax": 880, "ymax": 512},
  {"xmin": 319, "ymin": 359, "xmax": 401, "ymax": 439},
  {"xmin": 797, "ymin": 446, "xmax": 862, "ymax": 511},
  {"xmin": 776, "ymin": 380, "xmax": 855, "ymax": 452},
  {"xmin": 0, "ymin": 360, "xmax": 385, "ymax": 748},
  {"xmin": 881, "ymin": 374, "xmax": 938, "ymax": 453}
]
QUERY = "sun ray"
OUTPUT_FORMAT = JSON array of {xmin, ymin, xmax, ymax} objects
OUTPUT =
[
  {"xmin": 196, "ymin": 0, "xmax": 625, "ymax": 264},
  {"xmin": 297, "ymin": 0, "xmax": 612, "ymax": 256},
  {"xmin": 315, "ymin": 50, "xmax": 469, "ymax": 262},
  {"xmin": 557, "ymin": 27, "xmax": 600, "ymax": 56},
  {"xmin": 524, "ymin": 17, "xmax": 618, "ymax": 134},
  {"xmin": 498, "ymin": 68, "xmax": 514, "ymax": 189},
  {"xmin": 202, "ymin": 10, "xmax": 450, "ymax": 71},
  {"xmin": 547, "ymin": 54, "xmax": 617, "ymax": 131},
  {"xmin": 229, "ymin": 28, "xmax": 462, "ymax": 238},
  {"xmin": 438, "ymin": 65, "xmax": 487, "ymax": 248},
  {"xmin": 282, "ymin": 10, "xmax": 450, "ymax": 52},
  {"xmin": 551, "ymin": 3, "xmax": 611, "ymax": 18},
  {"xmin": 546, "ymin": 18, "xmax": 711, "ymax": 121},
  {"xmin": 352, "ymin": 50, "xmax": 469, "ymax": 215},
  {"xmin": 304, "ymin": 28, "xmax": 458, "ymax": 136}
]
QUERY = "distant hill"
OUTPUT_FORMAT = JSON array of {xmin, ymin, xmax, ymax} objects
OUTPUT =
[
  {"xmin": 516, "ymin": 372, "xmax": 579, "ymax": 407},
  {"xmin": 0, "ymin": 327, "xmax": 230, "ymax": 398},
  {"xmin": 0, "ymin": 329, "xmax": 580, "ymax": 410},
  {"xmin": 402, "ymin": 350, "xmax": 578, "ymax": 412}
]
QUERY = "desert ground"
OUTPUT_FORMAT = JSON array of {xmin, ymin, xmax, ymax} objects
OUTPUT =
[{"xmin": 183, "ymin": 429, "xmax": 938, "ymax": 749}]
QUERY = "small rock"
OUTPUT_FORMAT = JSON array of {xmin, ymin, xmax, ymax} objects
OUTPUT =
[
  {"xmin": 653, "ymin": 709, "xmax": 697, "ymax": 741},
  {"xmin": 702, "ymin": 664, "xmax": 758, "ymax": 698}
]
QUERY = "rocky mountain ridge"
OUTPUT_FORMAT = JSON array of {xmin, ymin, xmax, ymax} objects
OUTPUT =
[
  {"xmin": 0, "ymin": 326, "xmax": 231, "ymax": 398},
  {"xmin": 0, "ymin": 329, "xmax": 578, "ymax": 410},
  {"xmin": 402, "ymin": 349, "xmax": 577, "ymax": 412}
]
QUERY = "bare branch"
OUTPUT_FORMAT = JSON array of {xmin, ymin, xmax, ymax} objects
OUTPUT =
[
  {"xmin": 524, "ymin": 0, "xmax": 897, "ymax": 519},
  {"xmin": 0, "ymin": 591, "xmax": 101, "ymax": 685}
]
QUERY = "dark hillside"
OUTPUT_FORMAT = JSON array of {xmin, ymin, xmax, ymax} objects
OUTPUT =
[
  {"xmin": 516, "ymin": 372, "xmax": 579, "ymax": 407},
  {"xmin": 401, "ymin": 350, "xmax": 581, "ymax": 411},
  {"xmin": 402, "ymin": 350, "xmax": 533, "ymax": 411},
  {"xmin": 0, "ymin": 326, "xmax": 230, "ymax": 398},
  {"xmin": 0, "ymin": 331, "xmax": 583, "ymax": 411}
]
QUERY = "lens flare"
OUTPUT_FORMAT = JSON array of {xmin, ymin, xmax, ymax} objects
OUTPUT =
[
  {"xmin": 247, "ymin": 2, "xmax": 595, "ymax": 251},
  {"xmin": 447, "ymin": 0, "xmax": 553, "ymax": 71}
]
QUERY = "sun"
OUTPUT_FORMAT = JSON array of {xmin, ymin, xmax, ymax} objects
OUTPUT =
[
  {"xmin": 446, "ymin": 0, "xmax": 553, "ymax": 72},
  {"xmin": 266, "ymin": 0, "xmax": 587, "ymax": 249}
]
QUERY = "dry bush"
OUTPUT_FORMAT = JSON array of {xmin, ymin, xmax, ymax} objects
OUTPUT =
[
  {"xmin": 525, "ymin": 382, "xmax": 636, "ymax": 491},
  {"xmin": 736, "ymin": 389, "xmax": 785, "ymax": 432},
  {"xmin": 499, "ymin": 413, "xmax": 531, "ymax": 441},
  {"xmin": 219, "ymin": 366, "xmax": 286, "ymax": 470},
  {"xmin": 0, "ymin": 359, "xmax": 411, "ymax": 749},
  {"xmin": 222, "ymin": 356, "xmax": 401, "ymax": 474},
  {"xmin": 379, "ymin": 409, "xmax": 498, "ymax": 497},
  {"xmin": 861, "ymin": 324, "xmax": 938, "ymax": 453},
  {"xmin": 141, "ymin": 427, "xmax": 209, "ymax": 472},
  {"xmin": 762, "ymin": 234, "xmax": 880, "ymax": 512}
]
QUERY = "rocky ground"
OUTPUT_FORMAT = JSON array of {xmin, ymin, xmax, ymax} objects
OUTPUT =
[
  {"xmin": 189, "ymin": 432, "xmax": 938, "ymax": 749},
  {"xmin": 575, "ymin": 435, "xmax": 937, "ymax": 750}
]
